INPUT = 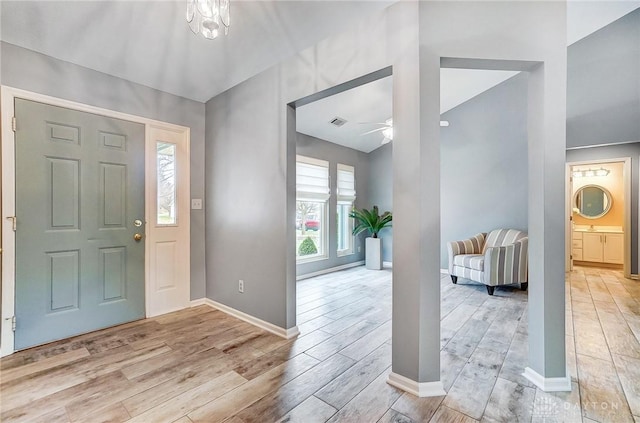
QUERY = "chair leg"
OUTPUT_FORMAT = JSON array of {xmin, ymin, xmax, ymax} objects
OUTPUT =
[
  {"xmin": 520, "ymin": 282, "xmax": 528, "ymax": 291},
  {"xmin": 486, "ymin": 285, "xmax": 495, "ymax": 296},
  {"xmin": 451, "ymin": 275, "xmax": 458, "ymax": 284}
]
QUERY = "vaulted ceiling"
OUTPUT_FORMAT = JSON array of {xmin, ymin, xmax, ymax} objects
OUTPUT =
[
  {"xmin": 2, "ymin": 0, "xmax": 638, "ymax": 153},
  {"xmin": 1, "ymin": 0, "xmax": 393, "ymax": 102}
]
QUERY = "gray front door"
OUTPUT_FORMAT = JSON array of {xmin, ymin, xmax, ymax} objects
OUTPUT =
[{"xmin": 14, "ymin": 99, "xmax": 145, "ymax": 350}]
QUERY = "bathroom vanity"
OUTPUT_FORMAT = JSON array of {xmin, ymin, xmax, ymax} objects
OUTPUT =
[{"xmin": 572, "ymin": 228, "xmax": 624, "ymax": 264}]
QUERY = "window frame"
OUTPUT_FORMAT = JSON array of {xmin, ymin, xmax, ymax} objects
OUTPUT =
[
  {"xmin": 336, "ymin": 163, "xmax": 356, "ymax": 257},
  {"xmin": 296, "ymin": 155, "xmax": 330, "ymax": 263},
  {"xmin": 156, "ymin": 140, "xmax": 178, "ymax": 227}
]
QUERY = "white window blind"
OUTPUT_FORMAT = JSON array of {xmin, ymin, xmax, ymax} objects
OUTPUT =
[
  {"xmin": 337, "ymin": 163, "xmax": 356, "ymax": 204},
  {"xmin": 296, "ymin": 155, "xmax": 330, "ymax": 201}
]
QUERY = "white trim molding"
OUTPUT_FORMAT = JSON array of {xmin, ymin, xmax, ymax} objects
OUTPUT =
[
  {"xmin": 190, "ymin": 298, "xmax": 209, "ymax": 307},
  {"xmin": 440, "ymin": 268, "xmax": 449, "ymax": 274},
  {"xmin": 297, "ymin": 261, "xmax": 364, "ymax": 281},
  {"xmin": 383, "ymin": 261, "xmax": 393, "ymax": 268},
  {"xmin": 387, "ymin": 372, "xmax": 446, "ymax": 397},
  {"xmin": 191, "ymin": 298, "xmax": 300, "ymax": 339},
  {"xmin": 523, "ymin": 367, "xmax": 572, "ymax": 392}
]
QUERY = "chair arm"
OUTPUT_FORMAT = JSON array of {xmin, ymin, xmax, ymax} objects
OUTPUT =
[
  {"xmin": 483, "ymin": 237, "xmax": 528, "ymax": 286},
  {"xmin": 447, "ymin": 233, "xmax": 487, "ymax": 274}
]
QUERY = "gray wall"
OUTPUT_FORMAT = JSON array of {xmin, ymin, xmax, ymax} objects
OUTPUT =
[
  {"xmin": 296, "ymin": 133, "xmax": 369, "ymax": 276},
  {"xmin": 567, "ymin": 9, "xmax": 640, "ymax": 147},
  {"xmin": 567, "ymin": 143, "xmax": 640, "ymax": 274},
  {"xmin": 367, "ymin": 143, "xmax": 393, "ymax": 263},
  {"xmin": 1, "ymin": 42, "xmax": 207, "ymax": 300},
  {"xmin": 440, "ymin": 72, "xmax": 529, "ymax": 268}
]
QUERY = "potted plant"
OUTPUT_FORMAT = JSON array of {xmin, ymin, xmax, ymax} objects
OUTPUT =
[{"xmin": 350, "ymin": 206, "xmax": 392, "ymax": 270}]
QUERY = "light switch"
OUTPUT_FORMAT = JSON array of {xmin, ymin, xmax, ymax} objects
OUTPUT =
[{"xmin": 191, "ymin": 198, "xmax": 203, "ymax": 210}]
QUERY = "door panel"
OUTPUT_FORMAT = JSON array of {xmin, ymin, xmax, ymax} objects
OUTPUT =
[{"xmin": 14, "ymin": 99, "xmax": 145, "ymax": 350}]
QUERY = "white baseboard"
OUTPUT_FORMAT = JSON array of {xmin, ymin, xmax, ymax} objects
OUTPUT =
[
  {"xmin": 630, "ymin": 274, "xmax": 639, "ymax": 280},
  {"xmin": 440, "ymin": 269, "xmax": 449, "ymax": 274},
  {"xmin": 190, "ymin": 298, "xmax": 299, "ymax": 340},
  {"xmin": 190, "ymin": 298, "xmax": 208, "ymax": 307},
  {"xmin": 387, "ymin": 372, "xmax": 446, "ymax": 397},
  {"xmin": 297, "ymin": 260, "xmax": 364, "ymax": 281},
  {"xmin": 383, "ymin": 261, "xmax": 393, "ymax": 268},
  {"xmin": 523, "ymin": 367, "xmax": 572, "ymax": 392}
]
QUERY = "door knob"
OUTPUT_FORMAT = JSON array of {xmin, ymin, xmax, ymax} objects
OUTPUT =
[{"xmin": 134, "ymin": 233, "xmax": 143, "ymax": 241}]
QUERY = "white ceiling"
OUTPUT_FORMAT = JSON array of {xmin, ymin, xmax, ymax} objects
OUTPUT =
[
  {"xmin": 296, "ymin": 76, "xmax": 393, "ymax": 154},
  {"xmin": 1, "ymin": 0, "xmax": 393, "ymax": 103}
]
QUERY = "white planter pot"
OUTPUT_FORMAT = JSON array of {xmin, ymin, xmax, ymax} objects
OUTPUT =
[{"xmin": 365, "ymin": 237, "xmax": 383, "ymax": 270}]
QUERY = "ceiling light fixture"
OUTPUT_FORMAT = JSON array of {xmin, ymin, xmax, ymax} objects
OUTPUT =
[
  {"xmin": 186, "ymin": 0, "xmax": 230, "ymax": 40},
  {"xmin": 572, "ymin": 167, "xmax": 610, "ymax": 178},
  {"xmin": 382, "ymin": 119, "xmax": 393, "ymax": 142}
]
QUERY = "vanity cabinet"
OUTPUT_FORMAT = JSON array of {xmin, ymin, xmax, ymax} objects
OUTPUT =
[{"xmin": 575, "ymin": 231, "xmax": 623, "ymax": 265}]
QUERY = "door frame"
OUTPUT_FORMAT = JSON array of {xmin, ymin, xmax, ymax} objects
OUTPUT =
[
  {"xmin": 0, "ymin": 86, "xmax": 191, "ymax": 356},
  {"xmin": 565, "ymin": 157, "xmax": 632, "ymax": 278}
]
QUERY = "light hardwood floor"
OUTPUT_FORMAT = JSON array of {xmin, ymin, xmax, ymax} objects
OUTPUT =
[{"xmin": 1, "ymin": 265, "xmax": 639, "ymax": 422}]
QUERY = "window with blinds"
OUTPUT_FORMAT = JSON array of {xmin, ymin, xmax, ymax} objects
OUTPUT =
[
  {"xmin": 337, "ymin": 164, "xmax": 356, "ymax": 256},
  {"xmin": 296, "ymin": 155, "xmax": 329, "ymax": 261},
  {"xmin": 296, "ymin": 156, "xmax": 330, "ymax": 201},
  {"xmin": 337, "ymin": 164, "xmax": 356, "ymax": 204}
]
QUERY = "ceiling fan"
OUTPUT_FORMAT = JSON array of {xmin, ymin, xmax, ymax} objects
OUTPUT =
[
  {"xmin": 360, "ymin": 118, "xmax": 393, "ymax": 145},
  {"xmin": 360, "ymin": 118, "xmax": 450, "ymax": 145}
]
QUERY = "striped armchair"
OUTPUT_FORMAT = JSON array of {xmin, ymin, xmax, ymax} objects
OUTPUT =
[{"xmin": 447, "ymin": 229, "xmax": 528, "ymax": 295}]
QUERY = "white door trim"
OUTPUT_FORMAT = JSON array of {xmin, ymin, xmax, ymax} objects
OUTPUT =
[
  {"xmin": 145, "ymin": 125, "xmax": 191, "ymax": 317},
  {"xmin": 0, "ymin": 85, "xmax": 191, "ymax": 356},
  {"xmin": 565, "ymin": 157, "xmax": 632, "ymax": 278}
]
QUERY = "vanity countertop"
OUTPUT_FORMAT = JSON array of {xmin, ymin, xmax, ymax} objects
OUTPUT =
[{"xmin": 574, "ymin": 227, "xmax": 623, "ymax": 234}]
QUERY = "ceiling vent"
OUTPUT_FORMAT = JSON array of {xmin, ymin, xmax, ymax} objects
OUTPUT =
[{"xmin": 329, "ymin": 117, "xmax": 347, "ymax": 127}]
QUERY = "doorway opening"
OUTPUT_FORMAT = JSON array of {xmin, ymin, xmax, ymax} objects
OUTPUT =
[
  {"xmin": 286, "ymin": 67, "xmax": 393, "ymax": 340},
  {"xmin": 567, "ymin": 158, "xmax": 631, "ymax": 276}
]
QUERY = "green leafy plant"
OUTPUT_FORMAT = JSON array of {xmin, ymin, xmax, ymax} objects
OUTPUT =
[
  {"xmin": 298, "ymin": 237, "xmax": 318, "ymax": 256},
  {"xmin": 350, "ymin": 206, "xmax": 392, "ymax": 238}
]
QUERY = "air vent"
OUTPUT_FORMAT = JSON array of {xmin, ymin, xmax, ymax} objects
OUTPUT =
[{"xmin": 329, "ymin": 117, "xmax": 347, "ymax": 127}]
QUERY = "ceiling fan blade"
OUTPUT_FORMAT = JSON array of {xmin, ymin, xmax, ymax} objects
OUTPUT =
[
  {"xmin": 361, "ymin": 127, "xmax": 387, "ymax": 136},
  {"xmin": 381, "ymin": 137, "xmax": 391, "ymax": 145}
]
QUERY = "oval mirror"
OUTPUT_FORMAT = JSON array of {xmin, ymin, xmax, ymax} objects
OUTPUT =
[{"xmin": 574, "ymin": 185, "xmax": 612, "ymax": 219}]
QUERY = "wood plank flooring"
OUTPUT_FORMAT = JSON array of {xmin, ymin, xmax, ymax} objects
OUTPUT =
[{"xmin": 1, "ymin": 265, "xmax": 639, "ymax": 422}]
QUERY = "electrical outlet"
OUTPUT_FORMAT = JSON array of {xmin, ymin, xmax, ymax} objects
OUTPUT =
[
  {"xmin": 238, "ymin": 279, "xmax": 244, "ymax": 293},
  {"xmin": 191, "ymin": 198, "xmax": 203, "ymax": 210}
]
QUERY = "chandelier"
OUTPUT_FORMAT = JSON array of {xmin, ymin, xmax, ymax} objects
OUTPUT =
[{"xmin": 186, "ymin": 0, "xmax": 230, "ymax": 40}]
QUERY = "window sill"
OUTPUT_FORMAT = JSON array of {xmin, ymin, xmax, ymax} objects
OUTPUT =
[{"xmin": 297, "ymin": 255, "xmax": 329, "ymax": 265}]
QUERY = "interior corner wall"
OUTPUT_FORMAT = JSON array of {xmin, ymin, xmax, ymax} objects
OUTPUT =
[
  {"xmin": 1, "ymin": 42, "xmax": 207, "ymax": 300},
  {"xmin": 367, "ymin": 143, "xmax": 393, "ymax": 263},
  {"xmin": 295, "ymin": 133, "xmax": 369, "ymax": 276},
  {"xmin": 567, "ymin": 8, "xmax": 640, "ymax": 147},
  {"xmin": 567, "ymin": 143, "xmax": 640, "ymax": 274},
  {"xmin": 440, "ymin": 72, "xmax": 529, "ymax": 268}
]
